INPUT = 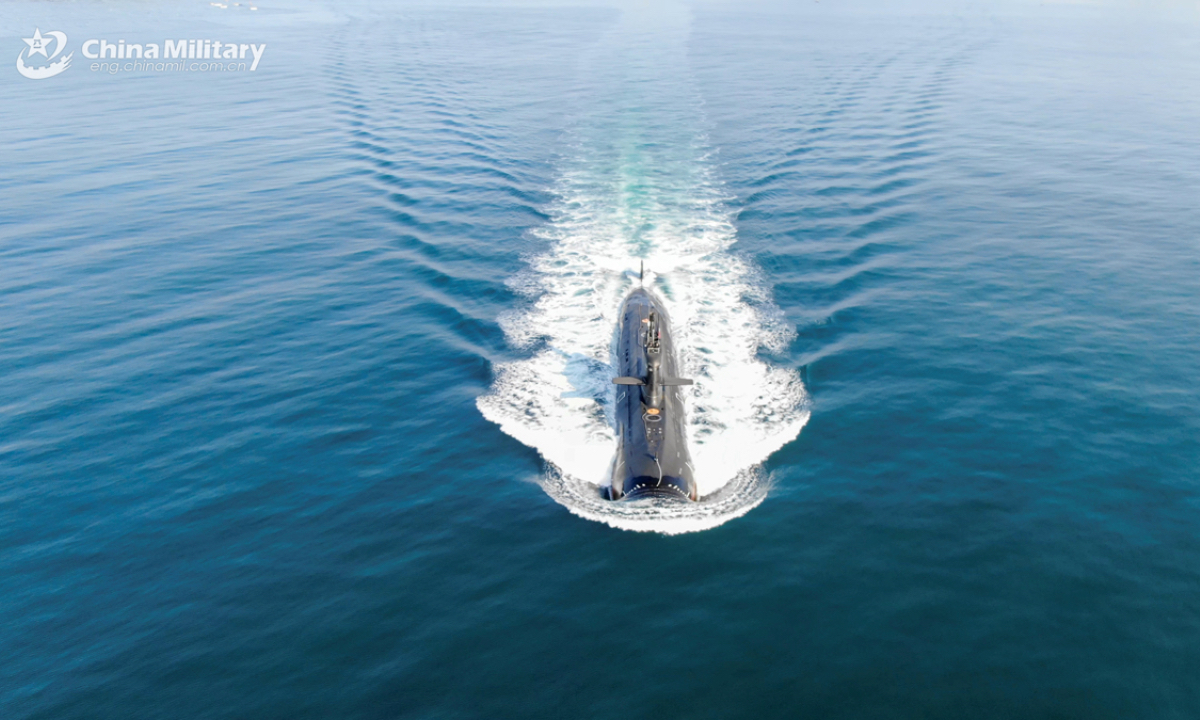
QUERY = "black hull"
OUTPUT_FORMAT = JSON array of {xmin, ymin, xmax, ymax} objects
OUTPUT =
[{"xmin": 609, "ymin": 288, "xmax": 697, "ymax": 502}]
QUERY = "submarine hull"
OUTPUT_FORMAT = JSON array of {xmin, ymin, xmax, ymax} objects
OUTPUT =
[{"xmin": 609, "ymin": 288, "xmax": 697, "ymax": 502}]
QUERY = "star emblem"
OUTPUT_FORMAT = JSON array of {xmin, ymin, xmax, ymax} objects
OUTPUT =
[{"xmin": 23, "ymin": 28, "xmax": 52, "ymax": 58}]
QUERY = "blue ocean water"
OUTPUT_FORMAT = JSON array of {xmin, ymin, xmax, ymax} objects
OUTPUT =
[{"xmin": 3, "ymin": 0, "xmax": 1200, "ymax": 717}]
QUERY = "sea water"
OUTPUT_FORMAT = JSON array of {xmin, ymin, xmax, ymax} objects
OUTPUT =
[{"xmin": 3, "ymin": 1, "xmax": 1200, "ymax": 717}]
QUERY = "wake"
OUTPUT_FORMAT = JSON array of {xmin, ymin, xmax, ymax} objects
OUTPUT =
[{"xmin": 477, "ymin": 147, "xmax": 809, "ymax": 534}]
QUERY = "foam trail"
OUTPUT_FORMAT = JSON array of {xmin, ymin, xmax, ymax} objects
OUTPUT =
[{"xmin": 476, "ymin": 5, "xmax": 808, "ymax": 533}]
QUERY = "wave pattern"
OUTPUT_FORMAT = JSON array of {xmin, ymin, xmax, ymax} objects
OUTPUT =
[
  {"xmin": 687, "ymin": 12, "xmax": 990, "ymax": 421},
  {"xmin": 475, "ymin": 6, "xmax": 808, "ymax": 533}
]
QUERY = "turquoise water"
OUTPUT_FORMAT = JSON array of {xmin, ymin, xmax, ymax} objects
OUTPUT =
[{"xmin": 3, "ymin": 1, "xmax": 1200, "ymax": 716}]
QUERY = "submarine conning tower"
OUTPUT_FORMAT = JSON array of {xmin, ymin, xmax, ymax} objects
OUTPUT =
[{"xmin": 608, "ymin": 286, "xmax": 698, "ymax": 502}]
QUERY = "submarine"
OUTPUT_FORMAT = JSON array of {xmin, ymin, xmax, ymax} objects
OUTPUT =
[{"xmin": 608, "ymin": 270, "xmax": 698, "ymax": 502}]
